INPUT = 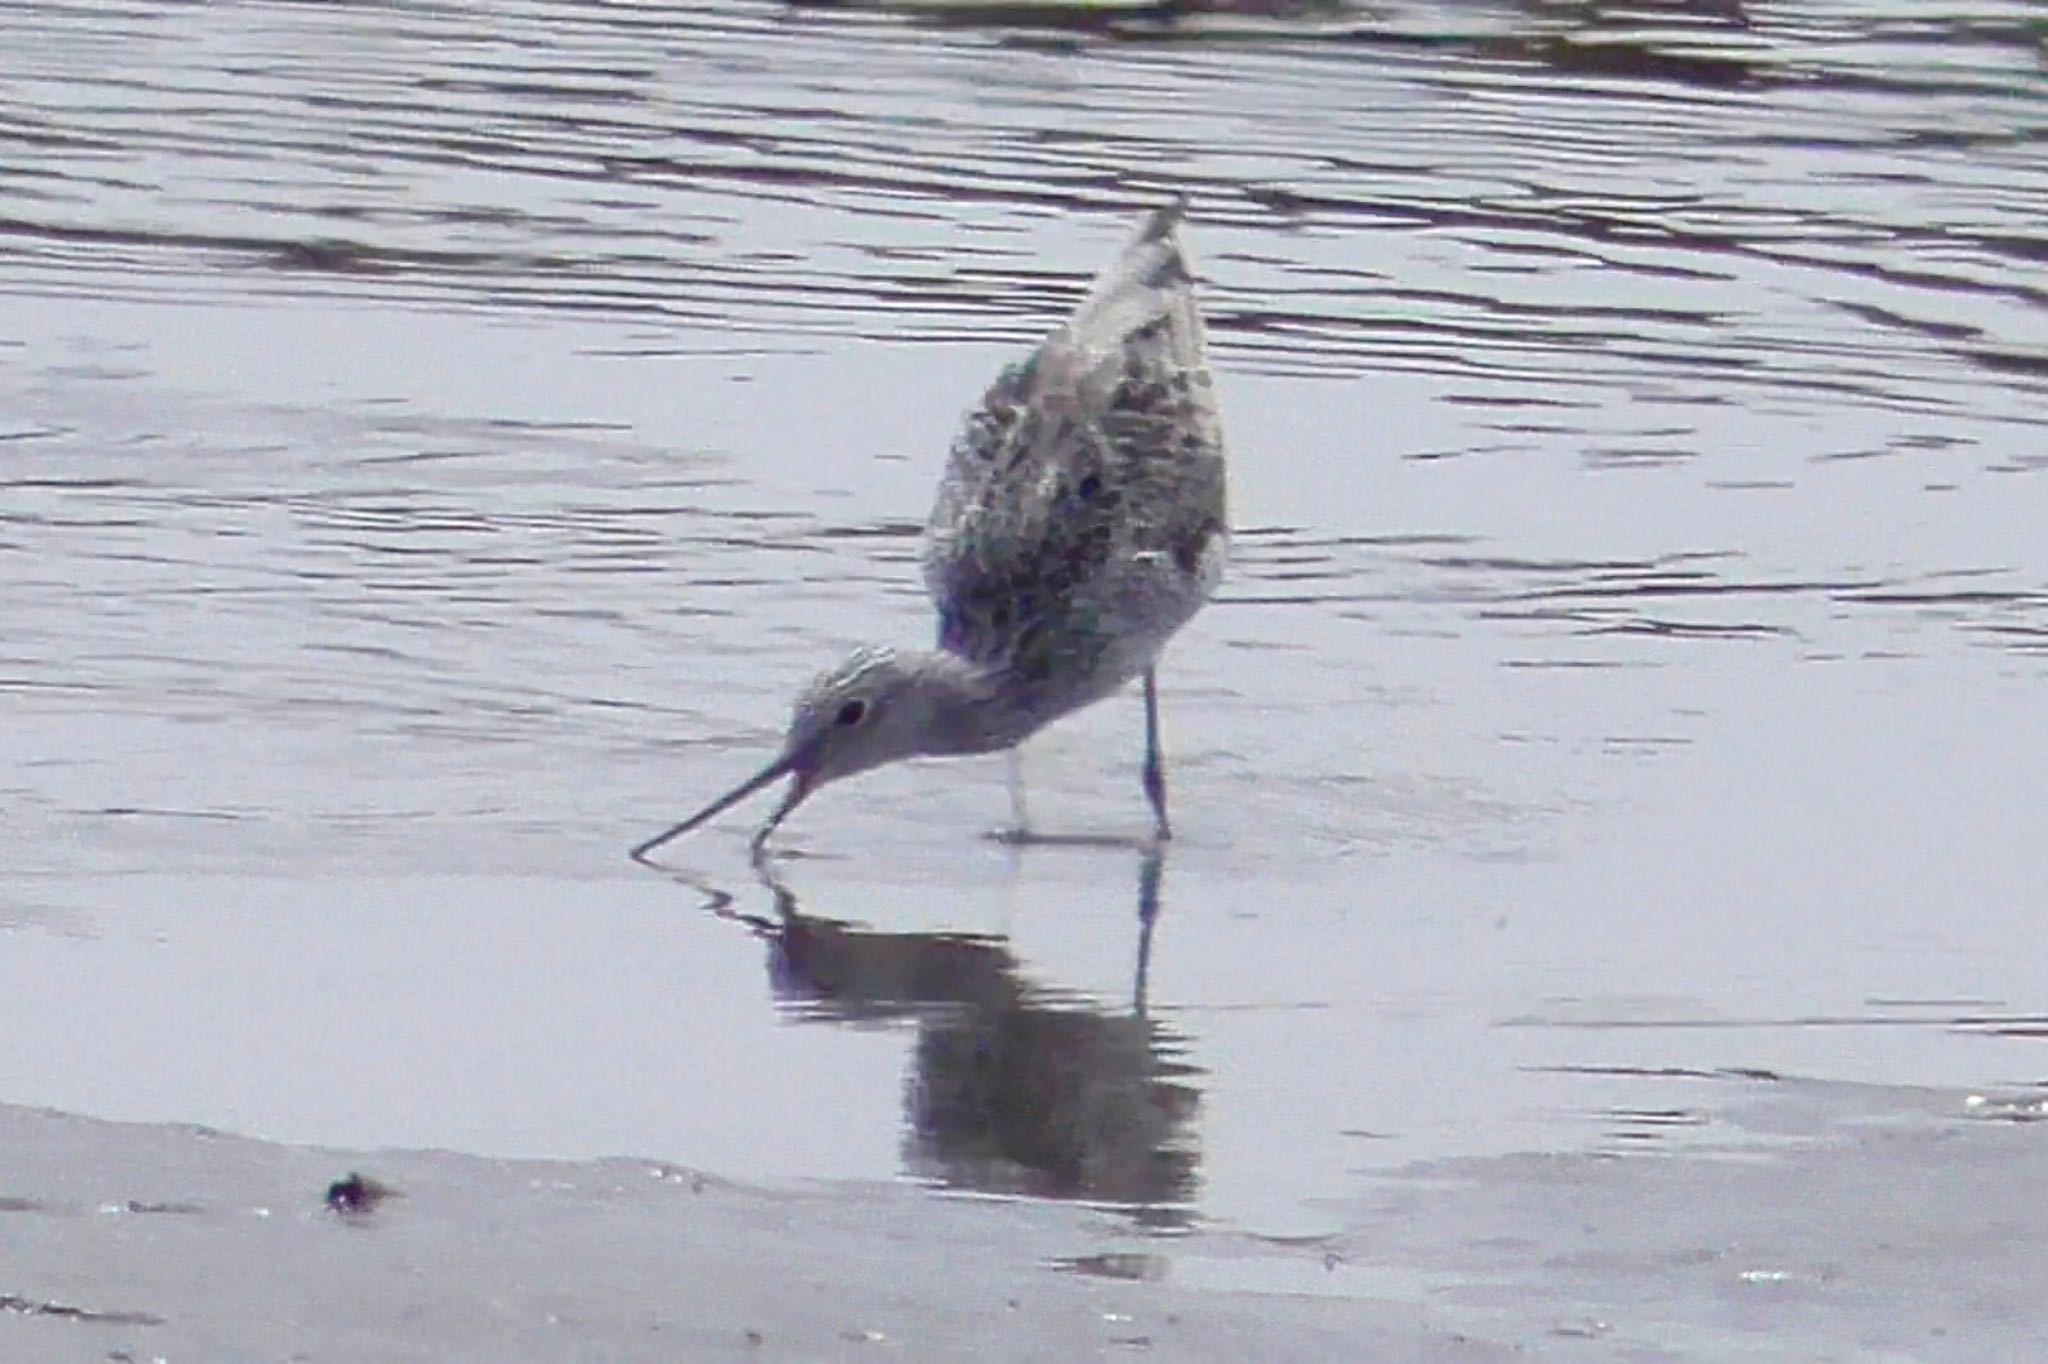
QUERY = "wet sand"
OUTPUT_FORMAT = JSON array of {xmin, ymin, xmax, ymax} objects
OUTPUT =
[
  {"xmin": 0, "ymin": 1101, "xmax": 1496, "ymax": 1363},
  {"xmin": 7, "ymin": 1076, "xmax": 2046, "ymax": 1360}
]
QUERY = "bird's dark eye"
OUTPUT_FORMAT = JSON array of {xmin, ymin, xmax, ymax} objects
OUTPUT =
[{"xmin": 834, "ymin": 699, "xmax": 868, "ymax": 727}]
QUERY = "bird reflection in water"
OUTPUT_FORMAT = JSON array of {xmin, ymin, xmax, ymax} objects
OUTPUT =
[{"xmin": 677, "ymin": 848, "xmax": 1199, "ymax": 1226}]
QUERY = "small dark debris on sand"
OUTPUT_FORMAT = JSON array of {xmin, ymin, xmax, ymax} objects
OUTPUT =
[{"xmin": 325, "ymin": 1172, "xmax": 398, "ymax": 1216}]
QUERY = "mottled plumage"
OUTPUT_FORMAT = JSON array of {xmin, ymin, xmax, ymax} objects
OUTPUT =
[
  {"xmin": 632, "ymin": 200, "xmax": 1228, "ymax": 859},
  {"xmin": 928, "ymin": 203, "xmax": 1226, "ymax": 713}
]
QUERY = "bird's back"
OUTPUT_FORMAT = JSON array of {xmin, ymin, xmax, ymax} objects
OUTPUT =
[{"xmin": 924, "ymin": 200, "xmax": 1228, "ymax": 715}]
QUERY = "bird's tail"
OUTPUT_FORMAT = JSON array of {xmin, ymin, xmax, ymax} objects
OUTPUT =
[{"xmin": 1064, "ymin": 195, "xmax": 1206, "ymax": 373}]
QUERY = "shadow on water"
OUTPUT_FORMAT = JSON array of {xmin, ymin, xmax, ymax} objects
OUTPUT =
[{"xmin": 654, "ymin": 847, "xmax": 1200, "ymax": 1227}]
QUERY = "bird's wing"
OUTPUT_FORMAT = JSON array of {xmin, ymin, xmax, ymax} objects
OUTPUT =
[{"xmin": 923, "ymin": 201, "xmax": 1226, "ymax": 678}]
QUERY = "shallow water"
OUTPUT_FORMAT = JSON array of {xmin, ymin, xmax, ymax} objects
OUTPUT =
[{"xmin": 4, "ymin": 0, "xmax": 2047, "ymax": 1234}]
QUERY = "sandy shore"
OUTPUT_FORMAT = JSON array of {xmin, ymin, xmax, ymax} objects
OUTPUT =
[
  {"xmin": 0, "ymin": 1102, "xmax": 1499, "ymax": 1363},
  {"xmin": 6, "ymin": 1077, "xmax": 2045, "ymax": 1361}
]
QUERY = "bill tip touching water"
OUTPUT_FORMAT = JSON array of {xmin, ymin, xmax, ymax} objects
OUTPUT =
[{"xmin": 631, "ymin": 197, "xmax": 1227, "ymax": 863}]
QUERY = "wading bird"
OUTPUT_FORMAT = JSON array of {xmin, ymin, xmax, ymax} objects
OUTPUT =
[{"xmin": 632, "ymin": 199, "xmax": 1227, "ymax": 860}]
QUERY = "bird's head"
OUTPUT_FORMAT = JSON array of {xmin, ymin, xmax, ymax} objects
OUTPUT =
[
  {"xmin": 630, "ymin": 647, "xmax": 987, "ymax": 859},
  {"xmin": 777, "ymin": 645, "xmax": 939, "ymax": 794}
]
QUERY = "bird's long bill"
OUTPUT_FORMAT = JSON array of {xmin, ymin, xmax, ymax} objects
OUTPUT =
[
  {"xmin": 748, "ymin": 769, "xmax": 815, "ymax": 854},
  {"xmin": 629, "ymin": 751, "xmax": 811, "ymax": 863}
]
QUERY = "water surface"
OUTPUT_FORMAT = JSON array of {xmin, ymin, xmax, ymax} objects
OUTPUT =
[{"xmin": 4, "ymin": 0, "xmax": 2047, "ymax": 1234}]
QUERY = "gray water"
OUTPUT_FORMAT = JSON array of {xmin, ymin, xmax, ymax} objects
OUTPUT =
[{"xmin": 4, "ymin": 0, "xmax": 2047, "ymax": 1235}]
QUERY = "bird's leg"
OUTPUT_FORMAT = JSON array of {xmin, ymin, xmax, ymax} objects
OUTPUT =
[
  {"xmin": 1142, "ymin": 668, "xmax": 1171, "ymax": 841},
  {"xmin": 1005, "ymin": 746, "xmax": 1032, "ymax": 839}
]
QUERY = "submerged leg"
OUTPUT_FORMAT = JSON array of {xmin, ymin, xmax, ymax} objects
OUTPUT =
[
  {"xmin": 1006, "ymin": 746, "xmax": 1031, "ymax": 837},
  {"xmin": 1142, "ymin": 668, "xmax": 1171, "ymax": 841}
]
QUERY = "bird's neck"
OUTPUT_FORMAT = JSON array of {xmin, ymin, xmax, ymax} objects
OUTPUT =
[{"xmin": 905, "ymin": 650, "xmax": 1042, "ymax": 756}]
